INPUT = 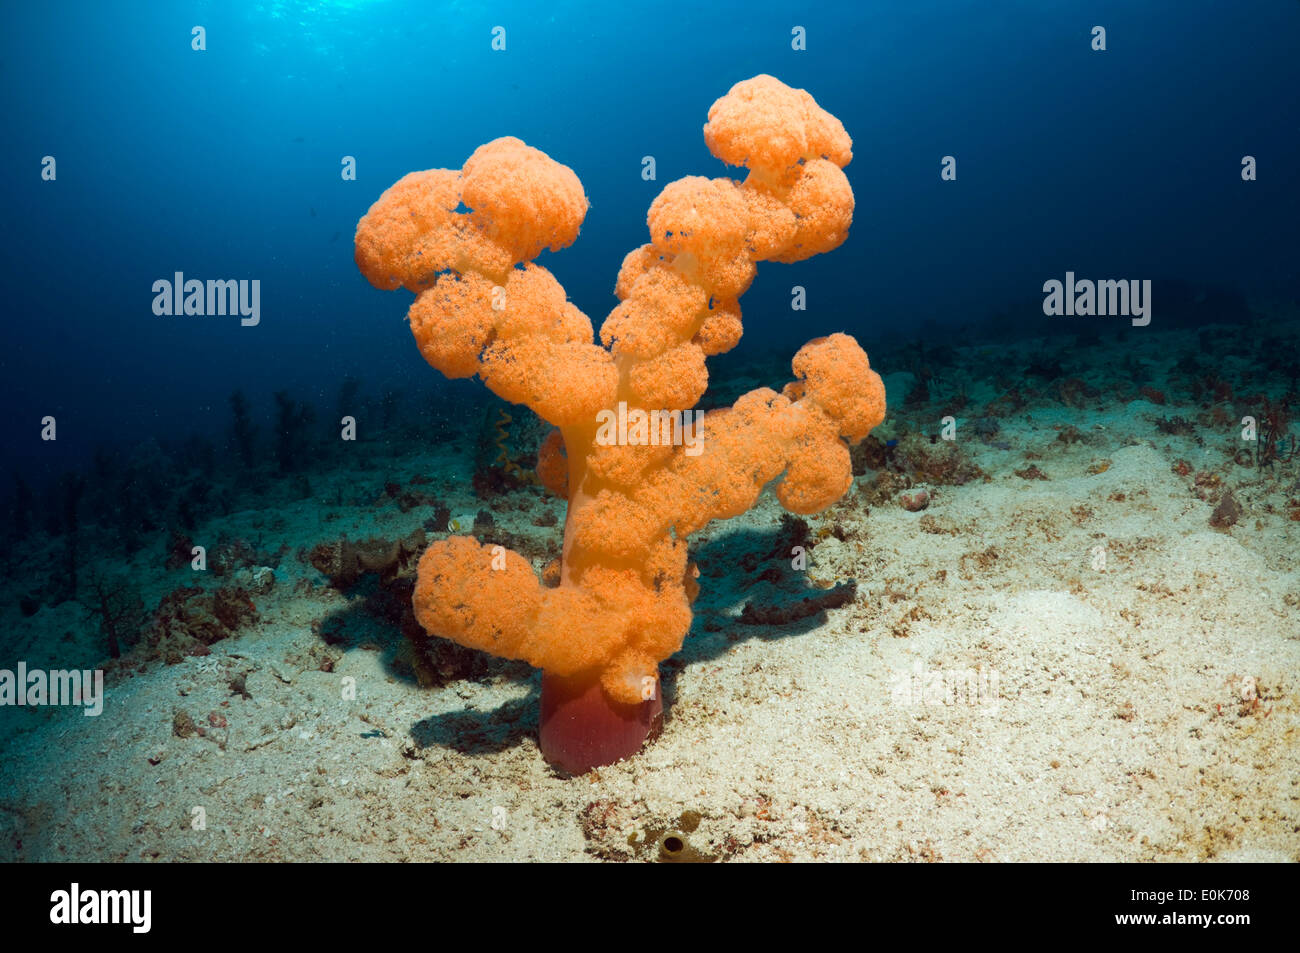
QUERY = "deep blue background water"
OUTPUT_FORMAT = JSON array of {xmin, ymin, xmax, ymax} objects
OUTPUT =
[{"xmin": 2, "ymin": 0, "xmax": 1297, "ymax": 485}]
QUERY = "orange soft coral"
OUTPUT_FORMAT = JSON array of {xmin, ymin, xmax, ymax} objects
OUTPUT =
[{"xmin": 356, "ymin": 75, "xmax": 885, "ymax": 774}]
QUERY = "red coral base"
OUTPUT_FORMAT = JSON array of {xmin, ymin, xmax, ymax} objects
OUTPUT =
[{"xmin": 539, "ymin": 670, "xmax": 663, "ymax": 775}]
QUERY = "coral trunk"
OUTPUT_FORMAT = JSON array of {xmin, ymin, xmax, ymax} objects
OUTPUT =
[{"xmin": 539, "ymin": 670, "xmax": 663, "ymax": 774}]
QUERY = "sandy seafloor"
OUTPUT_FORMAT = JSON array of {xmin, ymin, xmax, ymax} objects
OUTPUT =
[{"xmin": 1, "ymin": 320, "xmax": 1298, "ymax": 863}]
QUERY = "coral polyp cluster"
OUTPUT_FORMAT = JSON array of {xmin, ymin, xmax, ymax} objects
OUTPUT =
[{"xmin": 355, "ymin": 75, "xmax": 886, "ymax": 771}]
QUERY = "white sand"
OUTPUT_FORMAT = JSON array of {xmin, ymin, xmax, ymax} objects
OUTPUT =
[{"xmin": 2, "ymin": 335, "xmax": 1298, "ymax": 862}]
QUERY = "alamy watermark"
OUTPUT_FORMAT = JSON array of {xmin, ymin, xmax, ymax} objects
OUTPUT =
[
  {"xmin": 890, "ymin": 659, "xmax": 1000, "ymax": 710},
  {"xmin": 152, "ymin": 272, "xmax": 260, "ymax": 326},
  {"xmin": 594, "ymin": 401, "xmax": 704, "ymax": 456},
  {"xmin": 0, "ymin": 662, "xmax": 104, "ymax": 716},
  {"xmin": 50, "ymin": 883, "xmax": 150, "ymax": 933},
  {"xmin": 1042, "ymin": 271, "xmax": 1151, "ymax": 327}
]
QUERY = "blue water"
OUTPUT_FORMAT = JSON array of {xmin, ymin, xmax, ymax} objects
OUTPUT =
[{"xmin": 2, "ymin": 0, "xmax": 1297, "ymax": 486}]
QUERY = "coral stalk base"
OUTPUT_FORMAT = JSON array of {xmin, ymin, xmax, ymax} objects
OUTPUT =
[{"xmin": 539, "ymin": 670, "xmax": 663, "ymax": 775}]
